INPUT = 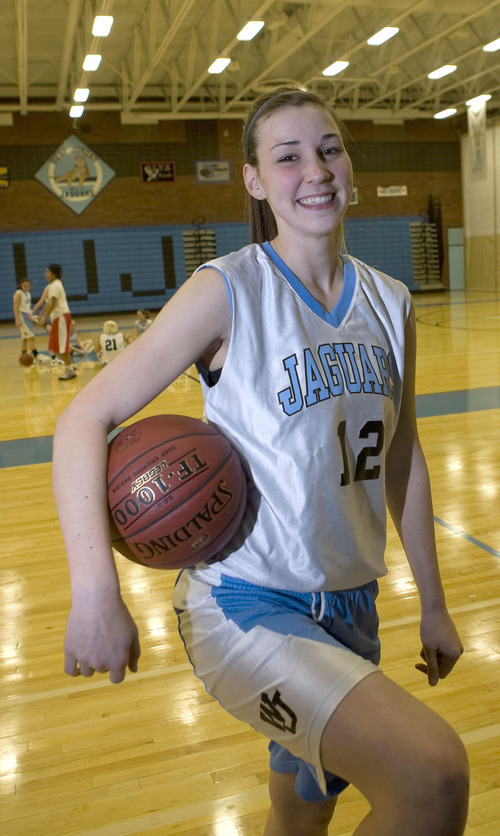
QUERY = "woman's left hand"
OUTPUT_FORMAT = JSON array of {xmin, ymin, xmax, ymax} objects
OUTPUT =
[{"xmin": 416, "ymin": 609, "xmax": 464, "ymax": 686}]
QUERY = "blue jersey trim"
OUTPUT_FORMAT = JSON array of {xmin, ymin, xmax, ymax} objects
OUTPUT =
[
  {"xmin": 261, "ymin": 241, "xmax": 355, "ymax": 327},
  {"xmin": 196, "ymin": 264, "xmax": 234, "ymax": 319}
]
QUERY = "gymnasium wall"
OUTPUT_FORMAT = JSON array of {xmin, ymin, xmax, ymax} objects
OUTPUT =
[
  {"xmin": 461, "ymin": 121, "xmax": 500, "ymax": 291},
  {"xmin": 0, "ymin": 111, "xmax": 463, "ymax": 319}
]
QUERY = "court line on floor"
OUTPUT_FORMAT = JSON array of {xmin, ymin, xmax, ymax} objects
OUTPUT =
[
  {"xmin": 434, "ymin": 516, "xmax": 500, "ymax": 558},
  {"xmin": 2, "ymin": 386, "xmax": 500, "ymax": 468},
  {"xmin": 414, "ymin": 293, "xmax": 500, "ymax": 308},
  {"xmin": 416, "ymin": 386, "xmax": 500, "ymax": 416}
]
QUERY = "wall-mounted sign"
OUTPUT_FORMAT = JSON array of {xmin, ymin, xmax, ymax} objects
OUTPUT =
[
  {"xmin": 467, "ymin": 102, "xmax": 487, "ymax": 181},
  {"xmin": 140, "ymin": 161, "xmax": 175, "ymax": 183},
  {"xmin": 35, "ymin": 134, "xmax": 115, "ymax": 215},
  {"xmin": 377, "ymin": 185, "xmax": 408, "ymax": 197},
  {"xmin": 196, "ymin": 160, "xmax": 231, "ymax": 182},
  {"xmin": 0, "ymin": 166, "xmax": 9, "ymax": 188}
]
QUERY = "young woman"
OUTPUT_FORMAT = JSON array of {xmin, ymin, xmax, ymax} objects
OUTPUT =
[
  {"xmin": 96, "ymin": 319, "xmax": 127, "ymax": 365},
  {"xmin": 69, "ymin": 319, "xmax": 94, "ymax": 356},
  {"xmin": 38, "ymin": 263, "xmax": 76, "ymax": 379},
  {"xmin": 133, "ymin": 308, "xmax": 152, "ymax": 339},
  {"xmin": 54, "ymin": 87, "xmax": 469, "ymax": 835},
  {"xmin": 13, "ymin": 278, "xmax": 39, "ymax": 361}
]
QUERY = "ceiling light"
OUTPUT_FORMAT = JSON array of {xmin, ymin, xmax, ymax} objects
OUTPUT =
[
  {"xmin": 92, "ymin": 15, "xmax": 113, "ymax": 37},
  {"xmin": 237, "ymin": 21, "xmax": 264, "ymax": 41},
  {"xmin": 367, "ymin": 27, "xmax": 399, "ymax": 46},
  {"xmin": 428, "ymin": 64, "xmax": 457, "ymax": 79},
  {"xmin": 323, "ymin": 60, "xmax": 349, "ymax": 76},
  {"xmin": 74, "ymin": 88, "xmax": 90, "ymax": 102},
  {"xmin": 465, "ymin": 94, "xmax": 491, "ymax": 107},
  {"xmin": 434, "ymin": 108, "xmax": 457, "ymax": 119},
  {"xmin": 483, "ymin": 37, "xmax": 500, "ymax": 52},
  {"xmin": 208, "ymin": 58, "xmax": 231, "ymax": 74},
  {"xmin": 83, "ymin": 54, "xmax": 102, "ymax": 71},
  {"xmin": 69, "ymin": 105, "xmax": 84, "ymax": 118}
]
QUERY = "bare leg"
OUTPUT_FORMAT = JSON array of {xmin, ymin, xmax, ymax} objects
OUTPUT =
[
  {"xmin": 320, "ymin": 671, "xmax": 469, "ymax": 835},
  {"xmin": 264, "ymin": 770, "xmax": 337, "ymax": 836},
  {"xmin": 23, "ymin": 336, "xmax": 36, "ymax": 353}
]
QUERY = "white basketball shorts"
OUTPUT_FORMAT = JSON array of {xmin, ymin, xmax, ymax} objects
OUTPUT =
[
  {"xmin": 19, "ymin": 312, "xmax": 35, "ymax": 339},
  {"xmin": 173, "ymin": 569, "xmax": 380, "ymax": 800}
]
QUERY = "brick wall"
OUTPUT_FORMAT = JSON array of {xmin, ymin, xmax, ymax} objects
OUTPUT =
[
  {"xmin": 0, "ymin": 111, "xmax": 462, "ymax": 231},
  {"xmin": 0, "ymin": 110, "xmax": 464, "ymax": 315}
]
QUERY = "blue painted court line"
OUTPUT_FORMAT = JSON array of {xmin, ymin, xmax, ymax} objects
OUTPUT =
[
  {"xmin": 2, "ymin": 385, "xmax": 500, "ymax": 469},
  {"xmin": 416, "ymin": 386, "xmax": 500, "ymax": 418},
  {"xmin": 0, "ymin": 436, "xmax": 53, "ymax": 467},
  {"xmin": 3, "ymin": 440, "xmax": 497, "ymax": 559},
  {"xmin": 414, "ymin": 295, "xmax": 500, "ymax": 309},
  {"xmin": 434, "ymin": 516, "xmax": 500, "ymax": 558}
]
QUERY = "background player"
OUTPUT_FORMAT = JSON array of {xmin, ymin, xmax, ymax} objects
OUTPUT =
[
  {"xmin": 69, "ymin": 319, "xmax": 94, "ymax": 356},
  {"xmin": 38, "ymin": 263, "xmax": 76, "ymax": 380},
  {"xmin": 96, "ymin": 320, "xmax": 128, "ymax": 365},
  {"xmin": 13, "ymin": 278, "xmax": 40, "ymax": 363},
  {"xmin": 133, "ymin": 309, "xmax": 153, "ymax": 339}
]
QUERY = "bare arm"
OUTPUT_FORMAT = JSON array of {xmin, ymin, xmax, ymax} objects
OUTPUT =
[
  {"xmin": 38, "ymin": 289, "xmax": 56, "ymax": 325},
  {"xmin": 31, "ymin": 285, "xmax": 49, "ymax": 317},
  {"xmin": 385, "ymin": 303, "xmax": 463, "ymax": 685},
  {"xmin": 54, "ymin": 268, "xmax": 231, "ymax": 682},
  {"xmin": 13, "ymin": 290, "xmax": 22, "ymax": 326}
]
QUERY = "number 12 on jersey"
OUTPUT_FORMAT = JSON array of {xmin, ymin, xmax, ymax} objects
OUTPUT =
[{"xmin": 337, "ymin": 420, "xmax": 384, "ymax": 486}]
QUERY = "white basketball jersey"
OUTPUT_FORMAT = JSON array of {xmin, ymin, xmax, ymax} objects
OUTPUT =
[
  {"xmin": 48, "ymin": 279, "xmax": 70, "ymax": 319},
  {"xmin": 18, "ymin": 288, "xmax": 32, "ymax": 314},
  {"xmin": 99, "ymin": 332, "xmax": 125, "ymax": 364},
  {"xmin": 194, "ymin": 243, "xmax": 412, "ymax": 592}
]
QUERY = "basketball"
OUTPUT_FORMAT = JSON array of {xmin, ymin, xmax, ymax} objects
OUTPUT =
[
  {"xmin": 19, "ymin": 352, "xmax": 34, "ymax": 366},
  {"xmin": 107, "ymin": 414, "xmax": 247, "ymax": 569}
]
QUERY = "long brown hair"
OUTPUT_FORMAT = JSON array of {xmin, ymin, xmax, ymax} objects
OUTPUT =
[{"xmin": 242, "ymin": 86, "xmax": 350, "ymax": 245}]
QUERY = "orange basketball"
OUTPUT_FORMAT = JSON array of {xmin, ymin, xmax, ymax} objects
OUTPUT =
[
  {"xmin": 107, "ymin": 414, "xmax": 247, "ymax": 569},
  {"xmin": 19, "ymin": 352, "xmax": 34, "ymax": 366}
]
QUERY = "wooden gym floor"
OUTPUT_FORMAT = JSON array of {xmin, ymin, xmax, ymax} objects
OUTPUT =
[{"xmin": 1, "ymin": 290, "xmax": 499, "ymax": 835}]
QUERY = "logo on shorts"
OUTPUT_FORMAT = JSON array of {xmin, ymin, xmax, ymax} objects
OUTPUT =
[{"xmin": 260, "ymin": 689, "xmax": 297, "ymax": 734}]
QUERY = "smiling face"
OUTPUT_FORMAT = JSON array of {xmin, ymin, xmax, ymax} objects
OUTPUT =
[{"xmin": 243, "ymin": 103, "xmax": 353, "ymax": 246}]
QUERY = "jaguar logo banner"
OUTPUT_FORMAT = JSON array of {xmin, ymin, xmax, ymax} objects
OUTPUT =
[{"xmin": 35, "ymin": 135, "xmax": 115, "ymax": 214}]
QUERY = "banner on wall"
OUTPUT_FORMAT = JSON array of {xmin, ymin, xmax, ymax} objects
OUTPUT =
[
  {"xmin": 140, "ymin": 161, "xmax": 175, "ymax": 182},
  {"xmin": 467, "ymin": 103, "xmax": 487, "ymax": 181},
  {"xmin": 377, "ymin": 185, "xmax": 408, "ymax": 197},
  {"xmin": 196, "ymin": 160, "xmax": 231, "ymax": 182},
  {"xmin": 35, "ymin": 135, "xmax": 115, "ymax": 214}
]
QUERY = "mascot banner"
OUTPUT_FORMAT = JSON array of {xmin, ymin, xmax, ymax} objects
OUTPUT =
[
  {"xmin": 466, "ymin": 103, "xmax": 487, "ymax": 182},
  {"xmin": 35, "ymin": 135, "xmax": 115, "ymax": 214}
]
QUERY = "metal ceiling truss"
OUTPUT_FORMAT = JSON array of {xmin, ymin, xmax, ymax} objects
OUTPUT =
[{"xmin": 0, "ymin": 0, "xmax": 498, "ymax": 123}]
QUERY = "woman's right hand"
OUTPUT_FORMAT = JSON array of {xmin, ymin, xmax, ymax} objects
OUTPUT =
[{"xmin": 64, "ymin": 590, "xmax": 141, "ymax": 684}]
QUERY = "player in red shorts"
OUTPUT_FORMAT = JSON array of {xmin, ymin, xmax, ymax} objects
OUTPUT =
[{"xmin": 38, "ymin": 263, "xmax": 76, "ymax": 380}]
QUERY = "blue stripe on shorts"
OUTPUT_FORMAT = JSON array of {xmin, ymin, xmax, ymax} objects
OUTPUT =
[{"xmin": 21, "ymin": 312, "xmax": 35, "ymax": 336}]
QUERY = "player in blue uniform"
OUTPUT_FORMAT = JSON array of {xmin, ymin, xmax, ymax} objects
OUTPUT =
[{"xmin": 53, "ymin": 87, "xmax": 469, "ymax": 835}]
